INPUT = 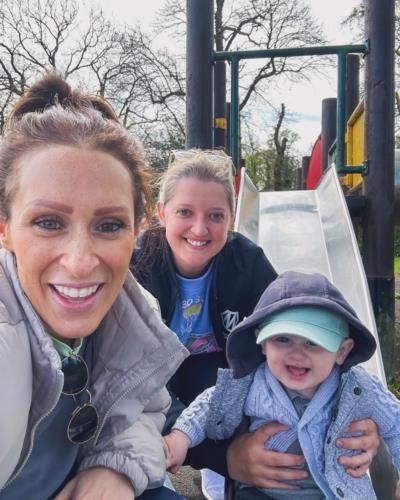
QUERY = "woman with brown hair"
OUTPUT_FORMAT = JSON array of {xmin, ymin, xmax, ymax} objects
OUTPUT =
[{"xmin": 0, "ymin": 73, "xmax": 187, "ymax": 500}]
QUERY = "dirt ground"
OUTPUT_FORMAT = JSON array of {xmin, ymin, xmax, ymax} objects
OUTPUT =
[
  {"xmin": 171, "ymin": 273, "xmax": 400, "ymax": 500},
  {"xmin": 169, "ymin": 468, "xmax": 203, "ymax": 500}
]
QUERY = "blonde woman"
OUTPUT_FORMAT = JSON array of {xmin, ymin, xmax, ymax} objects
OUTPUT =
[{"xmin": 132, "ymin": 151, "xmax": 380, "ymax": 498}]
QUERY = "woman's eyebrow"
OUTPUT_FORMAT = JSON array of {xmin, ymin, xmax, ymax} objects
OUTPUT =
[
  {"xmin": 94, "ymin": 206, "xmax": 130, "ymax": 216},
  {"xmin": 27, "ymin": 199, "xmax": 73, "ymax": 214}
]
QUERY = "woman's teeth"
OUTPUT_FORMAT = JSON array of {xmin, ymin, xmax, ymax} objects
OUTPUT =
[
  {"xmin": 187, "ymin": 239, "xmax": 207, "ymax": 247},
  {"xmin": 54, "ymin": 285, "xmax": 99, "ymax": 299}
]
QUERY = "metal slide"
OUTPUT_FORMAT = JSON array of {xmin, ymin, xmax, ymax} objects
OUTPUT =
[
  {"xmin": 234, "ymin": 166, "xmax": 386, "ymax": 382},
  {"xmin": 234, "ymin": 166, "xmax": 398, "ymax": 497}
]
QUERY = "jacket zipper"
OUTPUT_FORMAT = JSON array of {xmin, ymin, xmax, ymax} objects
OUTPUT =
[{"xmin": 0, "ymin": 285, "xmax": 65, "ymax": 492}]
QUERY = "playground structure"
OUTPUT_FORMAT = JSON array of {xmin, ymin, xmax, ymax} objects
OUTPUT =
[
  {"xmin": 305, "ymin": 99, "xmax": 400, "ymax": 225},
  {"xmin": 185, "ymin": 0, "xmax": 396, "ymax": 375},
  {"xmin": 235, "ymin": 166, "xmax": 386, "ymax": 382},
  {"xmin": 184, "ymin": 0, "xmax": 397, "ymax": 497}
]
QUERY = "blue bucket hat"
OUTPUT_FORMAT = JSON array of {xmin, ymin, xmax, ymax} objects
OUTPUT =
[{"xmin": 227, "ymin": 271, "xmax": 377, "ymax": 378}]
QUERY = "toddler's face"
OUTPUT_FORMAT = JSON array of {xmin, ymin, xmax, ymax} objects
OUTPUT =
[{"xmin": 262, "ymin": 334, "xmax": 353, "ymax": 398}]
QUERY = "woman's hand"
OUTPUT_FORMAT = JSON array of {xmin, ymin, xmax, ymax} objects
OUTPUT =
[
  {"xmin": 336, "ymin": 418, "xmax": 380, "ymax": 477},
  {"xmin": 54, "ymin": 467, "xmax": 134, "ymax": 500},
  {"xmin": 227, "ymin": 422, "xmax": 308, "ymax": 490}
]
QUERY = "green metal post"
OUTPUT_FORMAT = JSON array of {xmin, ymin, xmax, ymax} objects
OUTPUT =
[
  {"xmin": 214, "ymin": 43, "xmax": 369, "ymax": 175},
  {"xmin": 230, "ymin": 56, "xmax": 239, "ymax": 171},
  {"xmin": 336, "ymin": 51, "xmax": 347, "ymax": 172},
  {"xmin": 214, "ymin": 44, "xmax": 368, "ymax": 62}
]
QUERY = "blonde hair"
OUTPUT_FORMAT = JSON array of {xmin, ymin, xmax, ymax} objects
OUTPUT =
[{"xmin": 158, "ymin": 149, "xmax": 236, "ymax": 216}]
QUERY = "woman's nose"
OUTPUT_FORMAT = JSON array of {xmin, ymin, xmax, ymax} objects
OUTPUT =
[
  {"xmin": 59, "ymin": 235, "xmax": 100, "ymax": 277},
  {"xmin": 191, "ymin": 217, "xmax": 208, "ymax": 237}
]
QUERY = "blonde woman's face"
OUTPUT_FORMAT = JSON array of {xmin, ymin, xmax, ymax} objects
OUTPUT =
[
  {"xmin": 0, "ymin": 145, "xmax": 137, "ymax": 342},
  {"xmin": 157, "ymin": 177, "xmax": 232, "ymax": 277}
]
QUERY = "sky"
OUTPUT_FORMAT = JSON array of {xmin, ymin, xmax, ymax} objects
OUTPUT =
[{"xmin": 96, "ymin": 0, "xmax": 361, "ymax": 156}]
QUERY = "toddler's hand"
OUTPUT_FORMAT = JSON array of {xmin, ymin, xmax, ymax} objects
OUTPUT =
[
  {"xmin": 395, "ymin": 479, "xmax": 400, "ymax": 500},
  {"xmin": 163, "ymin": 430, "xmax": 191, "ymax": 474}
]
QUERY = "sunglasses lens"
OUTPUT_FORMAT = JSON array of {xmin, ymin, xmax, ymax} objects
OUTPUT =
[
  {"xmin": 67, "ymin": 404, "xmax": 99, "ymax": 444},
  {"xmin": 62, "ymin": 355, "xmax": 88, "ymax": 395}
]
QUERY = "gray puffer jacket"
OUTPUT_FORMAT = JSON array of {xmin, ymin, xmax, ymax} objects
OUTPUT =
[{"xmin": 0, "ymin": 249, "xmax": 188, "ymax": 496}]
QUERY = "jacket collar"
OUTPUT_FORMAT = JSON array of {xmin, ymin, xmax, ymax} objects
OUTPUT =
[{"xmin": 0, "ymin": 249, "xmax": 188, "ymax": 420}]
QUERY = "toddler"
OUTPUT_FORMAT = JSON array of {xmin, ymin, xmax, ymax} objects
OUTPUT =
[{"xmin": 164, "ymin": 271, "xmax": 400, "ymax": 500}]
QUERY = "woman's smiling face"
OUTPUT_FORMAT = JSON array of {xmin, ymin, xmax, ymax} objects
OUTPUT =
[
  {"xmin": 0, "ymin": 145, "xmax": 137, "ymax": 342},
  {"xmin": 157, "ymin": 177, "xmax": 233, "ymax": 278}
]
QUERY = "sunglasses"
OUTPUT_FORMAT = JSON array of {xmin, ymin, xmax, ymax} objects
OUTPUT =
[
  {"xmin": 170, "ymin": 149, "xmax": 233, "ymax": 166},
  {"xmin": 61, "ymin": 354, "xmax": 99, "ymax": 444}
]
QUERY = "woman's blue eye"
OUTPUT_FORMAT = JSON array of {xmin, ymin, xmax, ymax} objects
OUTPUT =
[
  {"xmin": 98, "ymin": 221, "xmax": 124, "ymax": 233},
  {"xmin": 34, "ymin": 218, "xmax": 62, "ymax": 231},
  {"xmin": 176, "ymin": 209, "xmax": 191, "ymax": 217},
  {"xmin": 209, "ymin": 212, "xmax": 225, "ymax": 222}
]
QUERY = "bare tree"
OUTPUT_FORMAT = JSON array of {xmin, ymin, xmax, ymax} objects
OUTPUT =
[
  {"xmin": 242, "ymin": 103, "xmax": 299, "ymax": 191},
  {"xmin": 0, "ymin": 0, "xmax": 185, "ymax": 150},
  {"xmin": 0, "ymin": 0, "xmax": 117, "ymax": 95},
  {"xmin": 156, "ymin": 0, "xmax": 328, "ymax": 112},
  {"xmin": 273, "ymin": 103, "xmax": 288, "ymax": 190},
  {"xmin": 87, "ymin": 28, "xmax": 185, "ymax": 139}
]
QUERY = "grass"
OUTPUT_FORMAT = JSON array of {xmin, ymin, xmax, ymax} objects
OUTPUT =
[
  {"xmin": 390, "ymin": 257, "xmax": 400, "ymax": 396},
  {"xmin": 388, "ymin": 377, "xmax": 400, "ymax": 399}
]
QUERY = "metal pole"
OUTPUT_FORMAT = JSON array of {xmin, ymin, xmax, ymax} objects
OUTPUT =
[
  {"xmin": 230, "ymin": 56, "xmax": 239, "ymax": 170},
  {"xmin": 346, "ymin": 54, "xmax": 360, "ymax": 120},
  {"xmin": 214, "ymin": 60, "xmax": 227, "ymax": 149},
  {"xmin": 214, "ymin": 43, "xmax": 367, "ymax": 61},
  {"xmin": 321, "ymin": 98, "xmax": 337, "ymax": 171},
  {"xmin": 295, "ymin": 167, "xmax": 302, "ymax": 190},
  {"xmin": 301, "ymin": 156, "xmax": 310, "ymax": 189},
  {"xmin": 226, "ymin": 102, "xmax": 231, "ymax": 154},
  {"xmin": 186, "ymin": 0, "xmax": 213, "ymax": 149},
  {"xmin": 336, "ymin": 51, "xmax": 347, "ymax": 172},
  {"xmin": 364, "ymin": 0, "xmax": 395, "ymax": 378}
]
